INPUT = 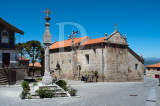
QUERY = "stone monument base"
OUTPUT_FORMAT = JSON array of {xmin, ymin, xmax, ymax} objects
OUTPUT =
[
  {"xmin": 42, "ymin": 75, "xmax": 52, "ymax": 85},
  {"xmin": 30, "ymin": 82, "xmax": 70, "ymax": 99}
]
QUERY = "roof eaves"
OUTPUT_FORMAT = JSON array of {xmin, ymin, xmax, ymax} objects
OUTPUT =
[{"xmin": 0, "ymin": 18, "xmax": 24, "ymax": 35}]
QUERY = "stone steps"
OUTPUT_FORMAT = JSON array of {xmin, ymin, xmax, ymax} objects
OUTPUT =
[
  {"xmin": 0, "ymin": 82, "xmax": 8, "ymax": 85},
  {"xmin": 30, "ymin": 83, "xmax": 69, "ymax": 99},
  {"xmin": 0, "ymin": 80, "xmax": 8, "ymax": 82},
  {"xmin": 0, "ymin": 70, "xmax": 8, "ymax": 85}
]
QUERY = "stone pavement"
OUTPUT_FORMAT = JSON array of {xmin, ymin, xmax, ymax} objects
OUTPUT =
[{"xmin": 0, "ymin": 77, "xmax": 159, "ymax": 106}]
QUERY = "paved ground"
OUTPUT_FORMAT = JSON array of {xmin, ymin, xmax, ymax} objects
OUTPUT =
[{"xmin": 0, "ymin": 77, "xmax": 159, "ymax": 106}]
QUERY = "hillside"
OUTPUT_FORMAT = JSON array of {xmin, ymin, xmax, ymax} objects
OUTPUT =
[{"xmin": 144, "ymin": 58, "xmax": 160, "ymax": 66}]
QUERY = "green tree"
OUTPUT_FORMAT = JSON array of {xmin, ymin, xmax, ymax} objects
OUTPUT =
[
  {"xmin": 15, "ymin": 43, "xmax": 26, "ymax": 65},
  {"xmin": 25, "ymin": 40, "xmax": 42, "ymax": 77},
  {"xmin": 39, "ymin": 46, "xmax": 44, "ymax": 76}
]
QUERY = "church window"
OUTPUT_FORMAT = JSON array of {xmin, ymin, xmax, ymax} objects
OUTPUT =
[
  {"xmin": 1, "ymin": 30, "xmax": 9, "ymax": 43},
  {"xmin": 135, "ymin": 64, "xmax": 138, "ymax": 70},
  {"xmin": 85, "ymin": 54, "xmax": 89, "ymax": 64}
]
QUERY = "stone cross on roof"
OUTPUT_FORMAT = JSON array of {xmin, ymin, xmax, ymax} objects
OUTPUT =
[
  {"xmin": 114, "ymin": 23, "xmax": 117, "ymax": 31},
  {"xmin": 44, "ymin": 8, "xmax": 52, "ymax": 16}
]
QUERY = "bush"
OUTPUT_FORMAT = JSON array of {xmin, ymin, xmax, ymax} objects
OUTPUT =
[
  {"xmin": 21, "ymin": 81, "xmax": 31, "ymax": 99},
  {"xmin": 56, "ymin": 80, "xmax": 68, "ymax": 91},
  {"xmin": 94, "ymin": 71, "xmax": 99, "ymax": 82},
  {"xmin": 83, "ymin": 71, "xmax": 99, "ymax": 83},
  {"xmin": 63, "ymin": 86, "xmax": 69, "ymax": 91},
  {"xmin": 21, "ymin": 90, "xmax": 28, "ymax": 99},
  {"xmin": 37, "ymin": 87, "xmax": 55, "ymax": 98},
  {"xmin": 21, "ymin": 81, "xmax": 30, "ymax": 91},
  {"xmin": 37, "ymin": 78, "xmax": 42, "ymax": 81},
  {"xmin": 68, "ymin": 87, "xmax": 77, "ymax": 96}
]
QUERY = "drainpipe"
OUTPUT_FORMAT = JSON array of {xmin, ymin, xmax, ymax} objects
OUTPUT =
[{"xmin": 102, "ymin": 43, "xmax": 104, "ymax": 82}]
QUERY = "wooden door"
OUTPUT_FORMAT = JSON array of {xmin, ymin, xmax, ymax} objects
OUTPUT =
[
  {"xmin": 155, "ymin": 74, "xmax": 159, "ymax": 78},
  {"xmin": 2, "ymin": 53, "xmax": 10, "ymax": 67}
]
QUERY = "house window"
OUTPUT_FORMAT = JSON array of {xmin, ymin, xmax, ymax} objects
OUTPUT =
[
  {"xmin": 85, "ymin": 54, "xmax": 89, "ymax": 64},
  {"xmin": 1, "ymin": 30, "xmax": 9, "ymax": 43},
  {"xmin": 157, "ymin": 68, "xmax": 160, "ymax": 71},
  {"xmin": 135, "ymin": 64, "xmax": 138, "ymax": 70},
  {"xmin": 148, "ymin": 68, "xmax": 150, "ymax": 70},
  {"xmin": 69, "ymin": 60, "xmax": 71, "ymax": 63}
]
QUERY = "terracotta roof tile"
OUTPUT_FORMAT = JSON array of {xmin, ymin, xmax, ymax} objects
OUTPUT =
[
  {"xmin": 29, "ymin": 62, "xmax": 41, "ymax": 67},
  {"xmin": 146, "ymin": 63, "xmax": 160, "ymax": 68},
  {"xmin": 19, "ymin": 56, "xmax": 29, "ymax": 61},
  {"xmin": 82, "ymin": 37, "xmax": 105, "ymax": 45},
  {"xmin": 50, "ymin": 36, "xmax": 89, "ymax": 50}
]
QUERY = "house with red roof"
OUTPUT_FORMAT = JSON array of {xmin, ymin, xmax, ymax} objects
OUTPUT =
[
  {"xmin": 49, "ymin": 29, "xmax": 144, "ymax": 82},
  {"xmin": 19, "ymin": 56, "xmax": 29, "ymax": 68},
  {"xmin": 29, "ymin": 62, "xmax": 42, "ymax": 76},
  {"xmin": 146, "ymin": 63, "xmax": 160, "ymax": 78}
]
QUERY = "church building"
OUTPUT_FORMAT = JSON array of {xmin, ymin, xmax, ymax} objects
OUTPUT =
[{"xmin": 49, "ymin": 27, "xmax": 144, "ymax": 82}]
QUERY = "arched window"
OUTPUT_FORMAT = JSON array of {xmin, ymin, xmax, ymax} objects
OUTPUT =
[{"xmin": 1, "ymin": 30, "xmax": 9, "ymax": 43}]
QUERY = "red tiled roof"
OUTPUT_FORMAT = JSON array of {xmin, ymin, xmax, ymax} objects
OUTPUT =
[
  {"xmin": 50, "ymin": 36, "xmax": 89, "ymax": 50},
  {"xmin": 146, "ymin": 63, "xmax": 160, "ymax": 68},
  {"xmin": 29, "ymin": 62, "xmax": 41, "ymax": 67},
  {"xmin": 82, "ymin": 37, "xmax": 105, "ymax": 45},
  {"xmin": 19, "ymin": 56, "xmax": 29, "ymax": 61}
]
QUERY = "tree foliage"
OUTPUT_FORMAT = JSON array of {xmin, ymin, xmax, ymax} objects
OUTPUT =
[
  {"xmin": 16, "ymin": 40, "xmax": 44, "ymax": 77},
  {"xmin": 25, "ymin": 40, "xmax": 42, "ymax": 63},
  {"xmin": 15, "ymin": 43, "xmax": 26, "ymax": 59}
]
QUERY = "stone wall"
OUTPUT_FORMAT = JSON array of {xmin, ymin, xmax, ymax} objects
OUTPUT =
[
  {"xmin": 127, "ymin": 49, "xmax": 144, "ymax": 81},
  {"xmin": 50, "ymin": 44, "xmax": 105, "ymax": 80},
  {"xmin": 50, "ymin": 44, "xmax": 144, "ymax": 82},
  {"xmin": 146, "ymin": 68, "xmax": 160, "ymax": 78},
  {"xmin": 76, "ymin": 44, "xmax": 105, "ymax": 80},
  {"xmin": 50, "ymin": 50, "xmax": 73, "ymax": 79},
  {"xmin": 50, "ymin": 43, "xmax": 144, "ymax": 82},
  {"xmin": 105, "ymin": 44, "xmax": 129, "ymax": 82},
  {"xmin": 16, "ymin": 69, "xmax": 26, "ymax": 81},
  {"xmin": 107, "ymin": 32, "xmax": 127, "ymax": 45}
]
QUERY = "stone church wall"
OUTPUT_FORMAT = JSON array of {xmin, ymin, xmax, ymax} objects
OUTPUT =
[
  {"xmin": 107, "ymin": 32, "xmax": 127, "ymax": 45},
  {"xmin": 50, "ymin": 44, "xmax": 144, "ymax": 82},
  {"xmin": 76, "ymin": 44, "xmax": 105, "ymax": 80},
  {"xmin": 105, "ymin": 45, "xmax": 129, "ymax": 82},
  {"xmin": 50, "ymin": 51, "xmax": 73, "ymax": 79},
  {"xmin": 50, "ymin": 44, "xmax": 105, "ymax": 80},
  {"xmin": 127, "ymin": 51, "xmax": 144, "ymax": 81},
  {"xmin": 104, "ymin": 44, "xmax": 144, "ymax": 82}
]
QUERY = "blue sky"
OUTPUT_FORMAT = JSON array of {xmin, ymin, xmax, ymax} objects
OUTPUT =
[{"xmin": 0, "ymin": 0, "xmax": 160, "ymax": 58}]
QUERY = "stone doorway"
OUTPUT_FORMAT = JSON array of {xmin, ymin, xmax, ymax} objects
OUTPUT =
[{"xmin": 2, "ymin": 53, "xmax": 10, "ymax": 67}]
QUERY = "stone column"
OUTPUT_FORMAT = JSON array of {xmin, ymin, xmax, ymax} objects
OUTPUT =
[{"xmin": 42, "ymin": 8, "xmax": 52, "ymax": 85}]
